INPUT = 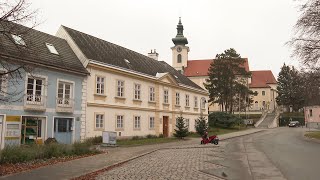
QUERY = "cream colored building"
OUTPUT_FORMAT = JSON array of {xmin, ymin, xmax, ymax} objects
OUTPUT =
[
  {"xmin": 249, "ymin": 71, "xmax": 278, "ymax": 112},
  {"xmin": 57, "ymin": 26, "xmax": 208, "ymax": 138}
]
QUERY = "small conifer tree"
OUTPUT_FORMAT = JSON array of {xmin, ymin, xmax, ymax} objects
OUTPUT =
[
  {"xmin": 195, "ymin": 115, "xmax": 209, "ymax": 136},
  {"xmin": 173, "ymin": 116, "xmax": 189, "ymax": 139}
]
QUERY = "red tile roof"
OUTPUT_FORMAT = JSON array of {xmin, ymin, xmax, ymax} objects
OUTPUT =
[
  {"xmin": 183, "ymin": 58, "xmax": 250, "ymax": 77},
  {"xmin": 249, "ymin": 70, "xmax": 277, "ymax": 88}
]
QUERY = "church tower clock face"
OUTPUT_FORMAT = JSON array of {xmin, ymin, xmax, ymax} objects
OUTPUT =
[{"xmin": 177, "ymin": 46, "xmax": 182, "ymax": 52}]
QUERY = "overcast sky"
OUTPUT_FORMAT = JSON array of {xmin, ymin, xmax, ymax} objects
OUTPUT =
[{"xmin": 31, "ymin": 0, "xmax": 302, "ymax": 77}]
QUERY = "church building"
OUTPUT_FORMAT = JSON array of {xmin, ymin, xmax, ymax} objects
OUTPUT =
[{"xmin": 170, "ymin": 18, "xmax": 277, "ymax": 113}]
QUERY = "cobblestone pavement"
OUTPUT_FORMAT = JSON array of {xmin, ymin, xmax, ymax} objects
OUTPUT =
[{"xmin": 97, "ymin": 143, "xmax": 228, "ymax": 180}]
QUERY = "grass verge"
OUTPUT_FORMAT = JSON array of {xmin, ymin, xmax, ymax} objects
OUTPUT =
[
  {"xmin": 305, "ymin": 131, "xmax": 320, "ymax": 140},
  {"xmin": 117, "ymin": 137, "xmax": 180, "ymax": 146}
]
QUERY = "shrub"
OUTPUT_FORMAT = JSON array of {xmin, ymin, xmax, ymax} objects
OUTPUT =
[
  {"xmin": 42, "ymin": 143, "xmax": 70, "ymax": 158},
  {"xmin": 173, "ymin": 116, "xmax": 189, "ymax": 139},
  {"xmin": 85, "ymin": 136, "xmax": 102, "ymax": 145},
  {"xmin": 132, "ymin": 136, "xmax": 143, "ymax": 140},
  {"xmin": 158, "ymin": 134, "xmax": 164, "ymax": 138},
  {"xmin": 239, "ymin": 114, "xmax": 261, "ymax": 120},
  {"xmin": 209, "ymin": 112, "xmax": 243, "ymax": 128},
  {"xmin": 0, "ymin": 141, "xmax": 99, "ymax": 164},
  {"xmin": 44, "ymin": 138, "xmax": 58, "ymax": 144},
  {"xmin": 72, "ymin": 142, "xmax": 93, "ymax": 155},
  {"xmin": 146, "ymin": 134, "xmax": 158, "ymax": 139},
  {"xmin": 195, "ymin": 115, "xmax": 209, "ymax": 136},
  {"xmin": 0, "ymin": 145, "xmax": 39, "ymax": 164}
]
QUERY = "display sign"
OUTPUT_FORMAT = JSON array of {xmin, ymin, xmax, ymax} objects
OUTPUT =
[
  {"xmin": 102, "ymin": 131, "xmax": 117, "ymax": 145},
  {"xmin": 6, "ymin": 124, "xmax": 20, "ymax": 137},
  {"xmin": 6, "ymin": 116, "xmax": 21, "ymax": 138},
  {"xmin": 6, "ymin": 116, "xmax": 21, "ymax": 122}
]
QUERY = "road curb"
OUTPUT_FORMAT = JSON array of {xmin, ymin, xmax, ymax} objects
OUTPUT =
[
  {"xmin": 219, "ymin": 129, "xmax": 266, "ymax": 141},
  {"xmin": 71, "ymin": 149, "xmax": 159, "ymax": 180},
  {"xmin": 72, "ymin": 129, "xmax": 266, "ymax": 180}
]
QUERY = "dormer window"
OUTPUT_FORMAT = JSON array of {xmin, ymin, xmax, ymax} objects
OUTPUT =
[
  {"xmin": 46, "ymin": 43, "xmax": 59, "ymax": 55},
  {"xmin": 11, "ymin": 34, "xmax": 26, "ymax": 46}
]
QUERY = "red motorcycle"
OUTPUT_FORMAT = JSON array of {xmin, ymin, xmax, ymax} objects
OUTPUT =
[{"xmin": 201, "ymin": 134, "xmax": 219, "ymax": 145}]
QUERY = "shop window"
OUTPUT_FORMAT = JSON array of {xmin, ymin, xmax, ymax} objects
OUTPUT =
[{"xmin": 21, "ymin": 117, "xmax": 43, "ymax": 144}]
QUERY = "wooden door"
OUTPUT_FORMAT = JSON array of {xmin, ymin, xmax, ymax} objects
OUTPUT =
[{"xmin": 163, "ymin": 116, "xmax": 169, "ymax": 137}]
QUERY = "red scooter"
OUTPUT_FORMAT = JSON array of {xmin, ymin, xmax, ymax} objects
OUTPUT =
[{"xmin": 201, "ymin": 133, "xmax": 219, "ymax": 145}]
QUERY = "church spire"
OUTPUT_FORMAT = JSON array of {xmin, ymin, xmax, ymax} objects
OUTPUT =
[{"xmin": 172, "ymin": 17, "xmax": 188, "ymax": 45}]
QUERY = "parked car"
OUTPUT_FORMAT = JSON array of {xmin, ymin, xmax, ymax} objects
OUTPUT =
[{"xmin": 288, "ymin": 121, "xmax": 300, "ymax": 127}]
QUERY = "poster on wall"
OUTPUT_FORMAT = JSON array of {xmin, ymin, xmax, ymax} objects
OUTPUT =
[{"xmin": 6, "ymin": 116, "xmax": 21, "ymax": 138}]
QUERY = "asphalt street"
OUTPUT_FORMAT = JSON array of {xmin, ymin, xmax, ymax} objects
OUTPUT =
[{"xmin": 252, "ymin": 127, "xmax": 320, "ymax": 180}]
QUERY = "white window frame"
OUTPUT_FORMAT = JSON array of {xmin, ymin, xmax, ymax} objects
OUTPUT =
[
  {"xmin": 116, "ymin": 115, "xmax": 124, "ymax": 129},
  {"xmin": 96, "ymin": 76, "xmax": 105, "ymax": 95},
  {"xmin": 116, "ymin": 80, "xmax": 125, "ymax": 97},
  {"xmin": 149, "ymin": 86, "xmax": 155, "ymax": 102},
  {"xmin": 164, "ymin": 89, "xmax": 169, "ymax": 104},
  {"xmin": 185, "ymin": 94, "xmax": 190, "ymax": 107},
  {"xmin": 95, "ymin": 113, "xmax": 104, "ymax": 130},
  {"xmin": 134, "ymin": 83, "xmax": 141, "ymax": 100},
  {"xmin": 262, "ymin": 91, "xmax": 266, "ymax": 96},
  {"xmin": 45, "ymin": 43, "xmax": 59, "ymax": 55},
  {"xmin": 175, "ymin": 92, "xmax": 180, "ymax": 106},
  {"xmin": 57, "ymin": 80, "xmax": 74, "ymax": 106},
  {"xmin": 201, "ymin": 97, "xmax": 206, "ymax": 109},
  {"xmin": 149, "ymin": 116, "xmax": 155, "ymax": 129},
  {"xmin": 194, "ymin": 96, "xmax": 198, "ymax": 108},
  {"xmin": 134, "ymin": 116, "xmax": 141, "ymax": 129},
  {"xmin": 25, "ymin": 75, "xmax": 47, "ymax": 103}
]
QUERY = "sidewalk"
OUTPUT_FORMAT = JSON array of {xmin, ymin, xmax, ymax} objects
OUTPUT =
[{"xmin": 1, "ymin": 128, "xmax": 265, "ymax": 180}]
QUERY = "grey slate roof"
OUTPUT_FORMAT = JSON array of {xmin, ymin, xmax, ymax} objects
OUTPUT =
[
  {"xmin": 62, "ymin": 26, "xmax": 204, "ymax": 91},
  {"xmin": 0, "ymin": 22, "xmax": 88, "ymax": 75}
]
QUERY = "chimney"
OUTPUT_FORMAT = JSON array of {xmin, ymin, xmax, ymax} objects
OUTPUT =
[{"xmin": 148, "ymin": 49, "xmax": 159, "ymax": 60}]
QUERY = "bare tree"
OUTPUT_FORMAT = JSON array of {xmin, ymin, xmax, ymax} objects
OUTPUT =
[
  {"xmin": 300, "ymin": 68, "xmax": 320, "ymax": 106},
  {"xmin": 289, "ymin": 0, "xmax": 320, "ymax": 67},
  {"xmin": 0, "ymin": 0, "xmax": 38, "ymax": 102}
]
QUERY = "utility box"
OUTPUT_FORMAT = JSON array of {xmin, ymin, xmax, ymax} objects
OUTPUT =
[{"xmin": 102, "ymin": 131, "xmax": 117, "ymax": 146}]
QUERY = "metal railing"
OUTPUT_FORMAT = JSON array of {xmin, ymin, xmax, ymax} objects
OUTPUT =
[
  {"xmin": 25, "ymin": 94, "xmax": 46, "ymax": 106},
  {"xmin": 56, "ymin": 97, "xmax": 74, "ymax": 108},
  {"xmin": 24, "ymin": 94, "xmax": 47, "ymax": 111},
  {"xmin": 56, "ymin": 97, "xmax": 74, "ymax": 113}
]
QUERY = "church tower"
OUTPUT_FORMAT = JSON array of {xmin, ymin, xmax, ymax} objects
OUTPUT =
[{"xmin": 171, "ymin": 17, "xmax": 189, "ymax": 73}]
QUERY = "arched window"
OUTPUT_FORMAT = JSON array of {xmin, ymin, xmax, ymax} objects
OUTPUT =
[{"xmin": 177, "ymin": 54, "xmax": 182, "ymax": 63}]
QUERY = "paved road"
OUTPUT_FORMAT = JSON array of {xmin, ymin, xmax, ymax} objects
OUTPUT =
[
  {"xmin": 253, "ymin": 127, "xmax": 320, "ymax": 180},
  {"xmin": 97, "ymin": 128, "xmax": 320, "ymax": 180}
]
